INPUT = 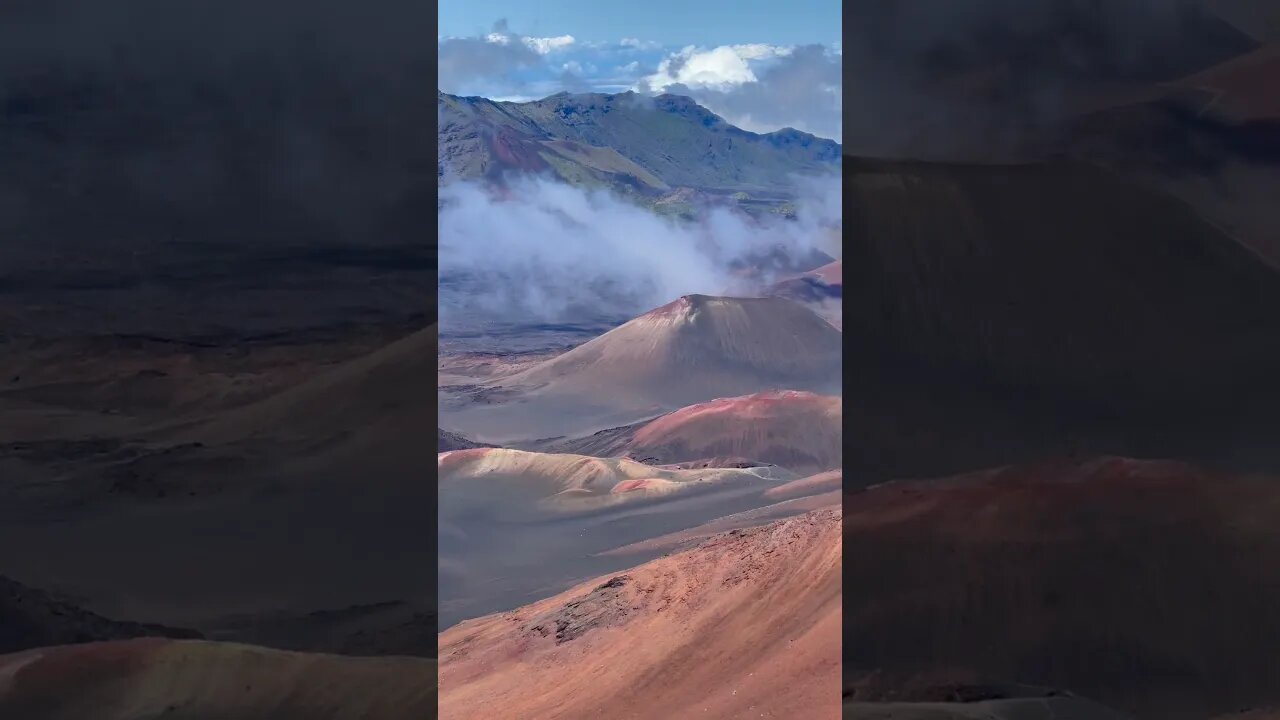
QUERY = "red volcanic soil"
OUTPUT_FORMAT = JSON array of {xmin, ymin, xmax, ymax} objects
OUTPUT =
[
  {"xmin": 622, "ymin": 390, "xmax": 842, "ymax": 473},
  {"xmin": 0, "ymin": 639, "xmax": 436, "ymax": 720},
  {"xmin": 487, "ymin": 128, "xmax": 551, "ymax": 174},
  {"xmin": 436, "ymin": 446, "xmax": 492, "ymax": 475},
  {"xmin": 810, "ymin": 259, "xmax": 843, "ymax": 286},
  {"xmin": 610, "ymin": 478, "xmax": 667, "ymax": 493},
  {"xmin": 439, "ymin": 509, "xmax": 841, "ymax": 720},
  {"xmin": 843, "ymin": 457, "xmax": 1280, "ymax": 720}
]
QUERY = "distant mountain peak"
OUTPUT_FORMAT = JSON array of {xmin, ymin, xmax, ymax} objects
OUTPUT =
[{"xmin": 437, "ymin": 90, "xmax": 839, "ymax": 199}]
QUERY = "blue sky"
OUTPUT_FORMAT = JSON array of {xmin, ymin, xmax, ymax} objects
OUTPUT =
[
  {"xmin": 439, "ymin": 0, "xmax": 840, "ymax": 48},
  {"xmin": 438, "ymin": 2, "xmax": 842, "ymax": 141}
]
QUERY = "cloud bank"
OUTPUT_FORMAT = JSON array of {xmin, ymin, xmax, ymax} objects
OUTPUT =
[{"xmin": 438, "ymin": 174, "xmax": 840, "ymax": 327}]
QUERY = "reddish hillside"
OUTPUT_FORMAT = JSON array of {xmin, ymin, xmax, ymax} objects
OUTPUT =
[
  {"xmin": 621, "ymin": 390, "xmax": 841, "ymax": 473},
  {"xmin": 842, "ymin": 457, "xmax": 1280, "ymax": 719},
  {"xmin": 439, "ymin": 509, "xmax": 840, "ymax": 720}
]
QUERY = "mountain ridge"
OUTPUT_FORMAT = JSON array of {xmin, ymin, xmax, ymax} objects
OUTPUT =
[{"xmin": 438, "ymin": 90, "xmax": 840, "ymax": 206}]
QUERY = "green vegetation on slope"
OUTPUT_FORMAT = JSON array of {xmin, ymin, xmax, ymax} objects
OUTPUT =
[{"xmin": 438, "ymin": 91, "xmax": 840, "ymax": 203}]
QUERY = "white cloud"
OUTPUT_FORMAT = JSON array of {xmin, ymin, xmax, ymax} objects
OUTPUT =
[
  {"xmin": 640, "ymin": 44, "xmax": 842, "ymax": 142},
  {"xmin": 438, "ymin": 174, "xmax": 841, "ymax": 324},
  {"xmin": 618, "ymin": 61, "xmax": 640, "ymax": 74},
  {"xmin": 641, "ymin": 44, "xmax": 798, "ymax": 92},
  {"xmin": 523, "ymin": 35, "xmax": 576, "ymax": 55},
  {"xmin": 644, "ymin": 45, "xmax": 759, "ymax": 90}
]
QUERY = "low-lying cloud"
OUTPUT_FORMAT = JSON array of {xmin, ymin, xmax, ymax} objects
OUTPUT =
[{"xmin": 438, "ymin": 175, "xmax": 840, "ymax": 327}]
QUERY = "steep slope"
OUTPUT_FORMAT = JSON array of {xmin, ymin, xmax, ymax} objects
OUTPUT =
[
  {"xmin": 514, "ymin": 295, "xmax": 841, "ymax": 397},
  {"xmin": 440, "ymin": 295, "xmax": 842, "ymax": 442},
  {"xmin": 439, "ymin": 509, "xmax": 840, "ymax": 720},
  {"xmin": 0, "ymin": 639, "xmax": 436, "ymax": 720},
  {"xmin": 841, "ymin": 157, "xmax": 1280, "ymax": 473},
  {"xmin": 842, "ymin": 457, "xmax": 1280, "ymax": 719},
  {"xmin": 439, "ymin": 91, "xmax": 840, "ymax": 197}
]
